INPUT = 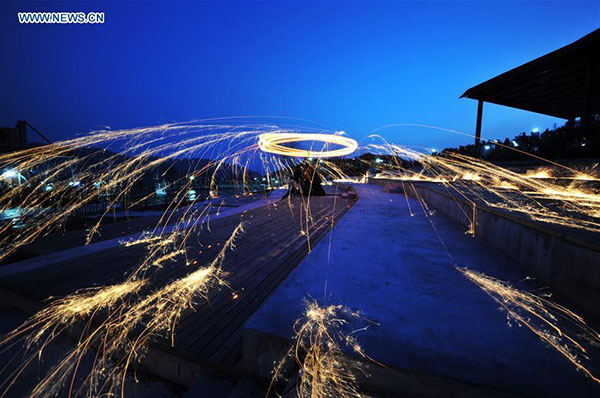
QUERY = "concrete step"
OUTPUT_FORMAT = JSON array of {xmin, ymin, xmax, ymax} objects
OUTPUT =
[
  {"xmin": 226, "ymin": 377, "xmax": 269, "ymax": 398},
  {"xmin": 181, "ymin": 372, "xmax": 234, "ymax": 398}
]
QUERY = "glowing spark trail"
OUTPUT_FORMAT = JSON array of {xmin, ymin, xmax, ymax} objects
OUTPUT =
[
  {"xmin": 270, "ymin": 300, "xmax": 375, "ymax": 398},
  {"xmin": 363, "ymin": 139, "xmax": 600, "ymax": 234},
  {"xmin": 457, "ymin": 267, "xmax": 600, "ymax": 385},
  {"xmin": 1, "ymin": 119, "xmax": 599, "ymax": 397},
  {"xmin": 258, "ymin": 133, "xmax": 358, "ymax": 158},
  {"xmin": 0, "ymin": 221, "xmax": 244, "ymax": 398}
]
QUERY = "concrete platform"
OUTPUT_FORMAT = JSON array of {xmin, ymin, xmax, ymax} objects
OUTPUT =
[
  {"xmin": 374, "ymin": 178, "xmax": 600, "ymax": 321},
  {"xmin": 244, "ymin": 184, "xmax": 600, "ymax": 397}
]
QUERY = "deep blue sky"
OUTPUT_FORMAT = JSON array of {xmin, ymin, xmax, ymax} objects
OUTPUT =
[{"xmin": 1, "ymin": 1, "xmax": 599, "ymax": 150}]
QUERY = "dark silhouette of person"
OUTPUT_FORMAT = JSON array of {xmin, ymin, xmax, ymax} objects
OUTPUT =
[
  {"xmin": 285, "ymin": 161, "xmax": 326, "ymax": 197},
  {"xmin": 302, "ymin": 162, "xmax": 326, "ymax": 196}
]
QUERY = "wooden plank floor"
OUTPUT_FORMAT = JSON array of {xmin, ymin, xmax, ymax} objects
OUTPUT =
[{"xmin": 0, "ymin": 195, "xmax": 355, "ymax": 373}]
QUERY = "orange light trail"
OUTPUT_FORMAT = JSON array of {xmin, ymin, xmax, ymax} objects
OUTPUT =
[
  {"xmin": 1, "ymin": 120, "xmax": 599, "ymax": 397},
  {"xmin": 258, "ymin": 132, "xmax": 358, "ymax": 158}
]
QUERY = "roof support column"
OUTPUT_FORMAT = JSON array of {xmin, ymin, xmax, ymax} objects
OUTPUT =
[{"xmin": 475, "ymin": 100, "xmax": 484, "ymax": 146}]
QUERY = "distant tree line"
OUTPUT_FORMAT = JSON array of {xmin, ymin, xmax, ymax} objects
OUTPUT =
[{"xmin": 442, "ymin": 117, "xmax": 600, "ymax": 161}]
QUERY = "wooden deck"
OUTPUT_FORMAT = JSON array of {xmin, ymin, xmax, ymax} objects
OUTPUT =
[{"xmin": 0, "ymin": 195, "xmax": 355, "ymax": 377}]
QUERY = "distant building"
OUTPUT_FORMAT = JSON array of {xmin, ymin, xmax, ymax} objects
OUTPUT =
[
  {"xmin": 0, "ymin": 121, "xmax": 53, "ymax": 154},
  {"xmin": 0, "ymin": 121, "xmax": 28, "ymax": 151}
]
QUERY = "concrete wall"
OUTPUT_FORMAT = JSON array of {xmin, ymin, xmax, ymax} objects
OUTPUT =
[
  {"xmin": 243, "ymin": 328, "xmax": 520, "ymax": 398},
  {"xmin": 370, "ymin": 179, "xmax": 600, "ymax": 321}
]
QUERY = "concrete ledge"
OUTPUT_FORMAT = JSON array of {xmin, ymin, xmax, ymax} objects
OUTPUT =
[
  {"xmin": 139, "ymin": 342, "xmax": 240, "ymax": 388},
  {"xmin": 243, "ymin": 328, "xmax": 520, "ymax": 398},
  {"xmin": 372, "ymin": 178, "xmax": 600, "ymax": 320},
  {"xmin": 0, "ymin": 286, "xmax": 43, "ymax": 314}
]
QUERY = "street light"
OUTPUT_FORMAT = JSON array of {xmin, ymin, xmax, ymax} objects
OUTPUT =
[{"xmin": 1, "ymin": 169, "xmax": 18, "ymax": 179}]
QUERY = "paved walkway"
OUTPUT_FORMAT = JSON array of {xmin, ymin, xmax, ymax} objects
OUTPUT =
[{"xmin": 246, "ymin": 184, "xmax": 600, "ymax": 397}]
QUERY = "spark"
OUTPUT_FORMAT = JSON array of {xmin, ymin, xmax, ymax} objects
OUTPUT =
[
  {"xmin": 0, "ymin": 222, "xmax": 244, "ymax": 398},
  {"xmin": 0, "ymin": 122, "xmax": 356, "ymax": 397},
  {"xmin": 575, "ymin": 173, "xmax": 595, "ymax": 181},
  {"xmin": 119, "ymin": 233, "xmax": 163, "ymax": 247},
  {"xmin": 457, "ymin": 267, "xmax": 600, "ymax": 384},
  {"xmin": 270, "ymin": 300, "xmax": 376, "ymax": 398},
  {"xmin": 524, "ymin": 167, "xmax": 553, "ymax": 179},
  {"xmin": 460, "ymin": 172, "xmax": 480, "ymax": 181},
  {"xmin": 1, "ymin": 119, "xmax": 599, "ymax": 397},
  {"xmin": 363, "ymin": 140, "xmax": 600, "ymax": 234}
]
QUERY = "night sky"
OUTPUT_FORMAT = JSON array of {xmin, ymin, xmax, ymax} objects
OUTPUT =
[{"xmin": 1, "ymin": 1, "xmax": 599, "ymax": 150}]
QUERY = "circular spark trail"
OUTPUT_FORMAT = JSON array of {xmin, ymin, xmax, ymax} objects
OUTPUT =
[{"xmin": 258, "ymin": 133, "xmax": 358, "ymax": 158}]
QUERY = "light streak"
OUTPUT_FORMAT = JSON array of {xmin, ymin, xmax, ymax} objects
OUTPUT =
[
  {"xmin": 269, "ymin": 300, "xmax": 376, "ymax": 398},
  {"xmin": 460, "ymin": 172, "xmax": 480, "ymax": 181},
  {"xmin": 524, "ymin": 167, "xmax": 554, "ymax": 179},
  {"xmin": 0, "ymin": 122, "xmax": 339, "ymax": 263},
  {"xmin": 361, "ymin": 135, "xmax": 600, "ymax": 388},
  {"xmin": 457, "ymin": 267, "xmax": 600, "ymax": 384},
  {"xmin": 0, "ymin": 222, "xmax": 244, "ymax": 398},
  {"xmin": 363, "ymin": 140, "xmax": 600, "ymax": 234},
  {"xmin": 575, "ymin": 173, "xmax": 595, "ymax": 181},
  {"xmin": 1, "ymin": 119, "xmax": 599, "ymax": 396},
  {"xmin": 258, "ymin": 133, "xmax": 358, "ymax": 158},
  {"xmin": 371, "ymin": 172, "xmax": 447, "ymax": 183}
]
